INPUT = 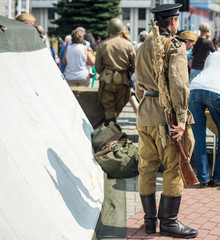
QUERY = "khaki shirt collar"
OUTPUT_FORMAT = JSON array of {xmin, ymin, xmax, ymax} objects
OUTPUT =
[
  {"xmin": 109, "ymin": 34, "xmax": 121, "ymax": 40},
  {"xmin": 160, "ymin": 27, "xmax": 173, "ymax": 37}
]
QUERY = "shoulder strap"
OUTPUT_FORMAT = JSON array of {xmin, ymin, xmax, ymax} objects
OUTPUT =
[
  {"xmin": 94, "ymin": 132, "xmax": 127, "ymax": 158},
  {"xmin": 164, "ymin": 36, "xmax": 175, "ymax": 52},
  {"xmin": 106, "ymin": 132, "xmax": 125, "ymax": 145}
]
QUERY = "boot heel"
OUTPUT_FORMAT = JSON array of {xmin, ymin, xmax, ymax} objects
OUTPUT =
[
  {"xmin": 146, "ymin": 229, "xmax": 156, "ymax": 234},
  {"xmin": 158, "ymin": 195, "xmax": 198, "ymax": 239},
  {"xmin": 160, "ymin": 231, "xmax": 170, "ymax": 236}
]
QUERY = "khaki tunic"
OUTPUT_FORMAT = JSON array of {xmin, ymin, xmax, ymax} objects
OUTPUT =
[
  {"xmin": 135, "ymin": 28, "xmax": 193, "ymax": 126},
  {"xmin": 95, "ymin": 35, "xmax": 135, "ymax": 85},
  {"xmin": 95, "ymin": 35, "xmax": 135, "ymax": 119},
  {"xmin": 135, "ymin": 27, "xmax": 194, "ymax": 196}
]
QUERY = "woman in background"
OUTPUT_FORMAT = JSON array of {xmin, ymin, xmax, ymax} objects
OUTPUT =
[{"xmin": 63, "ymin": 29, "xmax": 95, "ymax": 87}]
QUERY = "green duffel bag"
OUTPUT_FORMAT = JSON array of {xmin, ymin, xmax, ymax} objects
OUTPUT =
[
  {"xmin": 91, "ymin": 122, "xmax": 139, "ymax": 179},
  {"xmin": 92, "ymin": 122, "xmax": 122, "ymax": 152}
]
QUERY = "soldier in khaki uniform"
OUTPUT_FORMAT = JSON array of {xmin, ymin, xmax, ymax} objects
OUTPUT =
[
  {"xmin": 95, "ymin": 18, "xmax": 135, "ymax": 126},
  {"xmin": 179, "ymin": 31, "xmax": 198, "ymax": 74},
  {"xmin": 135, "ymin": 4, "xmax": 197, "ymax": 239}
]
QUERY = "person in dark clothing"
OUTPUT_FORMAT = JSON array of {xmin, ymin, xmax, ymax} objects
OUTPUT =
[
  {"xmin": 189, "ymin": 22, "xmax": 215, "ymax": 83},
  {"xmin": 84, "ymin": 32, "xmax": 98, "ymax": 53}
]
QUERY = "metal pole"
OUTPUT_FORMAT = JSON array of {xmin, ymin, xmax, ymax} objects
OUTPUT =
[
  {"xmin": 26, "ymin": 0, "xmax": 30, "ymax": 13},
  {"xmin": 145, "ymin": 8, "xmax": 150, "ymax": 32},
  {"xmin": 8, "ymin": 0, "xmax": 12, "ymax": 18},
  {"xmin": 17, "ymin": 0, "xmax": 21, "ymax": 15},
  {"xmin": 30, "ymin": 0, "xmax": 32, "ymax": 13}
]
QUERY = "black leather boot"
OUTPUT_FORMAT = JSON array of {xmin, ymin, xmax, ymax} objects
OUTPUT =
[
  {"xmin": 158, "ymin": 194, "xmax": 198, "ymax": 238},
  {"xmin": 140, "ymin": 193, "xmax": 157, "ymax": 234}
]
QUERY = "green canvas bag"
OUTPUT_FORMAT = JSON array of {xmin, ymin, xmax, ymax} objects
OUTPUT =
[{"xmin": 92, "ymin": 122, "xmax": 139, "ymax": 179}]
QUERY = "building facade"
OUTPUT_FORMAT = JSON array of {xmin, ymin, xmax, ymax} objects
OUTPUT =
[
  {"xmin": 2, "ymin": 0, "xmax": 174, "ymax": 40},
  {"xmin": 2, "ymin": 0, "xmax": 219, "ymax": 41},
  {"xmin": 120, "ymin": 0, "xmax": 174, "ymax": 42}
]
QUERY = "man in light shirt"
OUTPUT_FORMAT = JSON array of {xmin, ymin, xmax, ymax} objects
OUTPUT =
[{"xmin": 189, "ymin": 51, "xmax": 220, "ymax": 188}]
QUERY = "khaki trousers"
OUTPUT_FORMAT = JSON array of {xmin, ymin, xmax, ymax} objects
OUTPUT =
[
  {"xmin": 99, "ymin": 82, "xmax": 130, "ymax": 120},
  {"xmin": 137, "ymin": 126, "xmax": 195, "ymax": 196}
]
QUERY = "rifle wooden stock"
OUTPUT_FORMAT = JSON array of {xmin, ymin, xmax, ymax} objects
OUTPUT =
[
  {"xmin": 174, "ymin": 139, "xmax": 198, "ymax": 186},
  {"xmin": 168, "ymin": 111, "xmax": 198, "ymax": 186}
]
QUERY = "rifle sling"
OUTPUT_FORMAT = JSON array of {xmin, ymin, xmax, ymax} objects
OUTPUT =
[
  {"xmin": 184, "ymin": 125, "xmax": 189, "ymax": 159},
  {"xmin": 164, "ymin": 36, "xmax": 175, "ymax": 52}
]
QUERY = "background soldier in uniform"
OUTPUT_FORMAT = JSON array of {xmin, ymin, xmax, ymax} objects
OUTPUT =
[
  {"xmin": 180, "ymin": 31, "xmax": 198, "ymax": 74},
  {"xmin": 135, "ymin": 4, "xmax": 197, "ymax": 238},
  {"xmin": 180, "ymin": 31, "xmax": 198, "ymax": 50},
  {"xmin": 15, "ymin": 13, "xmax": 36, "ymax": 26},
  {"xmin": 95, "ymin": 18, "xmax": 135, "ymax": 126}
]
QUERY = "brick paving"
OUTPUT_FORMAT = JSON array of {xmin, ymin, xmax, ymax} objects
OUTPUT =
[
  {"xmin": 126, "ymin": 186, "xmax": 220, "ymax": 240},
  {"xmin": 118, "ymin": 101, "xmax": 220, "ymax": 240}
]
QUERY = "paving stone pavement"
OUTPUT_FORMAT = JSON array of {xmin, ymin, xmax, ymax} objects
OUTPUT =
[
  {"xmin": 118, "ymin": 102, "xmax": 220, "ymax": 240},
  {"xmin": 126, "ymin": 186, "xmax": 220, "ymax": 240}
]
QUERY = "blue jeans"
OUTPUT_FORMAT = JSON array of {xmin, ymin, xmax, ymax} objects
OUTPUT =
[{"xmin": 189, "ymin": 90, "xmax": 220, "ymax": 183}]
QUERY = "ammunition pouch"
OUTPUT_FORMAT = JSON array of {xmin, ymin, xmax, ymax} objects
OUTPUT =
[
  {"xmin": 113, "ymin": 71, "xmax": 123, "ymax": 85},
  {"xmin": 99, "ymin": 68, "xmax": 126, "ymax": 86},
  {"xmin": 99, "ymin": 68, "xmax": 114, "ymax": 84}
]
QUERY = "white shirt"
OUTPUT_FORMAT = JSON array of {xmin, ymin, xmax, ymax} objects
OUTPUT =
[
  {"xmin": 64, "ymin": 44, "xmax": 89, "ymax": 80},
  {"xmin": 190, "ymin": 51, "xmax": 220, "ymax": 95}
]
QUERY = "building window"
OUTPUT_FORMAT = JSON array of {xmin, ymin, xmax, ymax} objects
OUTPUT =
[
  {"xmin": 122, "ymin": 8, "xmax": 130, "ymax": 20},
  {"xmin": 48, "ymin": 8, "xmax": 55, "ymax": 20},
  {"xmin": 138, "ymin": 8, "xmax": 146, "ymax": 20}
]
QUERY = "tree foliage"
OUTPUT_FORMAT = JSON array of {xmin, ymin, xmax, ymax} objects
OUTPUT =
[{"xmin": 52, "ymin": 0, "xmax": 121, "ymax": 40}]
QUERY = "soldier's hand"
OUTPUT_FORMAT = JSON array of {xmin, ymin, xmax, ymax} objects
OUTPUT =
[{"xmin": 170, "ymin": 122, "xmax": 186, "ymax": 141}]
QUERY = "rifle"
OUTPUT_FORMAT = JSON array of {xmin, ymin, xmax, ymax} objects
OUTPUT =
[{"xmin": 165, "ymin": 110, "xmax": 198, "ymax": 186}]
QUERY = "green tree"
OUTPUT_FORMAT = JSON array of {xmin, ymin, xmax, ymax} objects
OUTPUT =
[{"xmin": 52, "ymin": 0, "xmax": 121, "ymax": 40}]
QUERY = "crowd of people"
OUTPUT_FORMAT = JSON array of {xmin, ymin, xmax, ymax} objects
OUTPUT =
[{"xmin": 14, "ymin": 7, "xmax": 220, "ymax": 239}]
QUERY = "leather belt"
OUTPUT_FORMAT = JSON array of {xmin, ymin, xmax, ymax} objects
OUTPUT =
[
  {"xmin": 144, "ymin": 90, "xmax": 159, "ymax": 97},
  {"xmin": 119, "ymin": 70, "xmax": 127, "ymax": 75}
]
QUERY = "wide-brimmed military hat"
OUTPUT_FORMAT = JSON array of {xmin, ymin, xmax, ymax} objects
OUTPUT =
[
  {"xmin": 180, "ymin": 31, "xmax": 198, "ymax": 42},
  {"xmin": 16, "ymin": 13, "xmax": 36, "ymax": 22},
  {"xmin": 150, "ymin": 4, "xmax": 182, "ymax": 18}
]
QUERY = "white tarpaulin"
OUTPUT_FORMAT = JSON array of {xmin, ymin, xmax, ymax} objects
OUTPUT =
[{"xmin": 0, "ymin": 16, "xmax": 104, "ymax": 240}]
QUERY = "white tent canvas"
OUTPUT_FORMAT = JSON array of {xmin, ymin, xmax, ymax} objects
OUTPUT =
[{"xmin": 0, "ymin": 16, "xmax": 104, "ymax": 240}]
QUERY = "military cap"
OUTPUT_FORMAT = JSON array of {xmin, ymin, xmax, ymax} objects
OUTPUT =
[
  {"xmin": 150, "ymin": 4, "xmax": 182, "ymax": 18},
  {"xmin": 16, "ymin": 13, "xmax": 36, "ymax": 22},
  {"xmin": 180, "ymin": 31, "xmax": 198, "ymax": 42}
]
